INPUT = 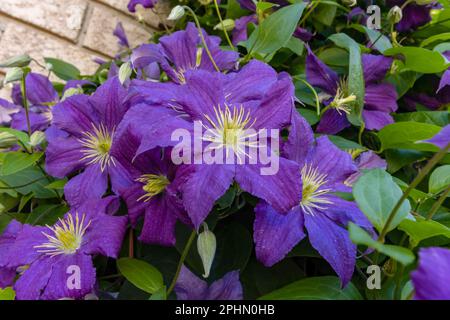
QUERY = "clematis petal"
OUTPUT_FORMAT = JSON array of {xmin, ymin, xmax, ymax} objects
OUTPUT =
[
  {"xmin": 64, "ymin": 164, "xmax": 108, "ymax": 207},
  {"xmin": 138, "ymin": 196, "xmax": 179, "ymax": 246},
  {"xmin": 175, "ymin": 266, "xmax": 208, "ymax": 300},
  {"xmin": 127, "ymin": 0, "xmax": 156, "ymax": 12},
  {"xmin": 14, "ymin": 256, "xmax": 53, "ymax": 300},
  {"xmin": 25, "ymin": 73, "xmax": 58, "ymax": 106},
  {"xmin": 11, "ymin": 109, "xmax": 51, "ymax": 132},
  {"xmin": 362, "ymin": 110, "xmax": 395, "ymax": 131},
  {"xmin": 182, "ymin": 164, "xmax": 235, "ymax": 229},
  {"xmin": 305, "ymin": 46, "xmax": 339, "ymax": 94},
  {"xmin": 423, "ymin": 124, "xmax": 450, "ymax": 150},
  {"xmin": 364, "ymin": 83, "xmax": 398, "ymax": 113},
  {"xmin": 412, "ymin": 247, "xmax": 450, "ymax": 300},
  {"xmin": 235, "ymin": 158, "xmax": 301, "ymax": 214},
  {"xmin": 41, "ymin": 253, "xmax": 96, "ymax": 300},
  {"xmin": 362, "ymin": 54, "xmax": 393, "ymax": 84},
  {"xmin": 282, "ymin": 111, "xmax": 314, "ymax": 165},
  {"xmin": 437, "ymin": 69, "xmax": 450, "ymax": 93},
  {"xmin": 82, "ymin": 214, "xmax": 128, "ymax": 258},
  {"xmin": 254, "ymin": 203, "xmax": 305, "ymax": 267},
  {"xmin": 316, "ymin": 109, "xmax": 350, "ymax": 135},
  {"xmin": 304, "ymin": 212, "xmax": 356, "ymax": 286},
  {"xmin": 207, "ymin": 271, "xmax": 243, "ymax": 300},
  {"xmin": 232, "ymin": 15, "xmax": 257, "ymax": 45}
]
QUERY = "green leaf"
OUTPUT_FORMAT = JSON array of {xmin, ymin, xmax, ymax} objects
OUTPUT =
[
  {"xmin": 353, "ymin": 168, "xmax": 411, "ymax": 233},
  {"xmin": 384, "ymin": 46, "xmax": 449, "ymax": 73},
  {"xmin": 0, "ymin": 152, "xmax": 43, "ymax": 176},
  {"xmin": 26, "ymin": 204, "xmax": 68, "ymax": 225},
  {"xmin": 313, "ymin": 3, "xmax": 337, "ymax": 26},
  {"xmin": 45, "ymin": 179, "xmax": 68, "ymax": 190},
  {"xmin": 421, "ymin": 32, "xmax": 450, "ymax": 47},
  {"xmin": 348, "ymin": 223, "xmax": 415, "ymax": 265},
  {"xmin": 0, "ymin": 167, "xmax": 56, "ymax": 199},
  {"xmin": 363, "ymin": 27, "xmax": 392, "ymax": 53},
  {"xmin": 284, "ymin": 37, "xmax": 304, "ymax": 56},
  {"xmin": 259, "ymin": 276, "xmax": 362, "ymax": 300},
  {"xmin": 117, "ymin": 258, "xmax": 164, "ymax": 294},
  {"xmin": 377, "ymin": 122, "xmax": 442, "ymax": 152},
  {"xmin": 0, "ymin": 54, "xmax": 31, "ymax": 68},
  {"xmin": 327, "ymin": 135, "xmax": 363, "ymax": 150},
  {"xmin": 399, "ymin": 218, "xmax": 450, "ymax": 247},
  {"xmin": 0, "ymin": 127, "xmax": 30, "ymax": 146},
  {"xmin": 0, "ymin": 287, "xmax": 15, "ymax": 300},
  {"xmin": 149, "ymin": 286, "xmax": 167, "ymax": 300},
  {"xmin": 247, "ymin": 3, "xmax": 306, "ymax": 57},
  {"xmin": 429, "ymin": 165, "xmax": 450, "ymax": 194},
  {"xmin": 44, "ymin": 57, "xmax": 80, "ymax": 80},
  {"xmin": 328, "ymin": 33, "xmax": 365, "ymax": 126},
  {"xmin": 394, "ymin": 111, "xmax": 449, "ymax": 127}
]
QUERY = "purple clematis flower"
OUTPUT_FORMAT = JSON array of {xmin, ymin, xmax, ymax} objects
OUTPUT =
[
  {"xmin": 127, "ymin": 0, "xmax": 156, "ymax": 12},
  {"xmin": 11, "ymin": 73, "xmax": 59, "ymax": 132},
  {"xmin": 0, "ymin": 98, "xmax": 20, "ymax": 126},
  {"xmin": 9, "ymin": 73, "xmax": 92, "ymax": 133},
  {"xmin": 3, "ymin": 197, "xmax": 127, "ymax": 300},
  {"xmin": 112, "ymin": 124, "xmax": 193, "ymax": 246},
  {"xmin": 423, "ymin": 124, "xmax": 450, "ymax": 150},
  {"xmin": 0, "ymin": 220, "xmax": 23, "ymax": 288},
  {"xmin": 306, "ymin": 48, "xmax": 398, "ymax": 133},
  {"xmin": 131, "ymin": 23, "xmax": 239, "ymax": 84},
  {"xmin": 122, "ymin": 60, "xmax": 301, "ymax": 229},
  {"xmin": 45, "ymin": 77, "xmax": 131, "ymax": 206},
  {"xmin": 232, "ymin": 15, "xmax": 257, "ymax": 45},
  {"xmin": 411, "ymin": 247, "xmax": 450, "ymax": 300},
  {"xmin": 388, "ymin": 0, "xmax": 435, "ymax": 32},
  {"xmin": 175, "ymin": 266, "xmax": 243, "ymax": 300},
  {"xmin": 253, "ymin": 112, "xmax": 373, "ymax": 285}
]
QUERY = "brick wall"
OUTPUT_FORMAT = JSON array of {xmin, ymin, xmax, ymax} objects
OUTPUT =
[{"xmin": 0, "ymin": 0, "xmax": 170, "ymax": 99}]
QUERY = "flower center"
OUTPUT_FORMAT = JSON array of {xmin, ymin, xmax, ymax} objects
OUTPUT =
[
  {"xmin": 202, "ymin": 104, "xmax": 257, "ymax": 160},
  {"xmin": 34, "ymin": 213, "xmax": 91, "ymax": 257},
  {"xmin": 79, "ymin": 123, "xmax": 115, "ymax": 171},
  {"xmin": 136, "ymin": 174, "xmax": 170, "ymax": 202},
  {"xmin": 329, "ymin": 78, "xmax": 356, "ymax": 115},
  {"xmin": 300, "ymin": 164, "xmax": 332, "ymax": 215}
]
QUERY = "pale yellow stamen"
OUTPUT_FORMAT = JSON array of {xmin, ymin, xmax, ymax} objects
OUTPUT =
[
  {"xmin": 202, "ymin": 104, "xmax": 258, "ymax": 160},
  {"xmin": 79, "ymin": 123, "xmax": 115, "ymax": 171},
  {"xmin": 136, "ymin": 174, "xmax": 170, "ymax": 202},
  {"xmin": 329, "ymin": 79, "xmax": 356, "ymax": 115},
  {"xmin": 300, "ymin": 164, "xmax": 333, "ymax": 215},
  {"xmin": 34, "ymin": 213, "xmax": 91, "ymax": 257}
]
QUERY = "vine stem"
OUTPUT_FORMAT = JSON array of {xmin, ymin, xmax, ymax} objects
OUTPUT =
[
  {"xmin": 20, "ymin": 74, "xmax": 32, "ymax": 137},
  {"xmin": 377, "ymin": 142, "xmax": 450, "ymax": 242},
  {"xmin": 167, "ymin": 230, "xmax": 197, "ymax": 296},
  {"xmin": 213, "ymin": 0, "xmax": 235, "ymax": 50},
  {"xmin": 183, "ymin": 6, "xmax": 220, "ymax": 72},
  {"xmin": 427, "ymin": 185, "xmax": 450, "ymax": 220}
]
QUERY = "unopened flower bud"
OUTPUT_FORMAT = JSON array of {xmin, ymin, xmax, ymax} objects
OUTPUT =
[
  {"xmin": 213, "ymin": 19, "xmax": 236, "ymax": 32},
  {"xmin": 197, "ymin": 223, "xmax": 216, "ymax": 278},
  {"xmin": 198, "ymin": 0, "xmax": 212, "ymax": 5},
  {"xmin": 341, "ymin": 0, "xmax": 357, "ymax": 7},
  {"xmin": 29, "ymin": 131, "xmax": 45, "ymax": 147},
  {"xmin": 0, "ymin": 132, "xmax": 17, "ymax": 148},
  {"xmin": 388, "ymin": 6, "xmax": 403, "ymax": 23},
  {"xmin": 167, "ymin": 5, "xmax": 185, "ymax": 21}
]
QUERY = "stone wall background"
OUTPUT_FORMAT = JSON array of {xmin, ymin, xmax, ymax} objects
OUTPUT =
[{"xmin": 0, "ymin": 0, "xmax": 169, "ymax": 99}]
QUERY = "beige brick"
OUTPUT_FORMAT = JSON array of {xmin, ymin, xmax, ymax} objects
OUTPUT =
[
  {"xmin": 83, "ymin": 6, "xmax": 152, "ymax": 56},
  {"xmin": 95, "ymin": 0, "xmax": 171, "ymax": 29},
  {"xmin": 0, "ymin": 0, "xmax": 88, "ymax": 41},
  {"xmin": 0, "ymin": 24, "xmax": 100, "ymax": 76},
  {"xmin": 0, "ymin": 77, "xmax": 13, "ymax": 102}
]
